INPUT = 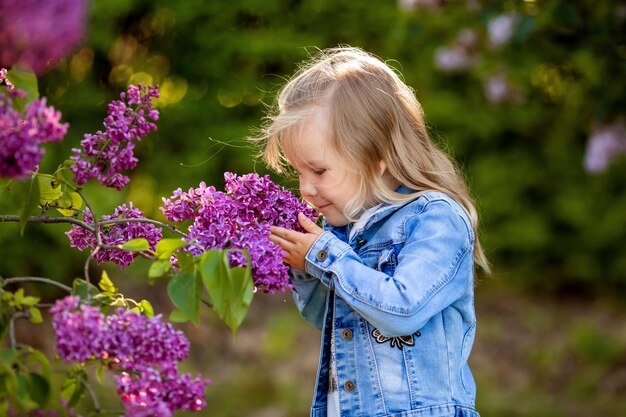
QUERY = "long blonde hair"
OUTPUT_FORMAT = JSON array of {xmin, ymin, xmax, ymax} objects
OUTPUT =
[{"xmin": 253, "ymin": 46, "xmax": 490, "ymax": 274}]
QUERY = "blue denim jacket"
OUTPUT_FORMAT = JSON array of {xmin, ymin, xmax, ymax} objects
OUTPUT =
[{"xmin": 291, "ymin": 191, "xmax": 480, "ymax": 417}]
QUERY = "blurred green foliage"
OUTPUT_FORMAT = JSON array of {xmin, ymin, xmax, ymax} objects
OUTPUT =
[
  {"xmin": 2, "ymin": 1, "xmax": 626, "ymax": 415},
  {"xmin": 4, "ymin": 0, "xmax": 619, "ymax": 296}
]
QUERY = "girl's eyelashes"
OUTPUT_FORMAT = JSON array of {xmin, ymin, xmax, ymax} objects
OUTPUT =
[{"xmin": 313, "ymin": 169, "xmax": 327, "ymax": 176}]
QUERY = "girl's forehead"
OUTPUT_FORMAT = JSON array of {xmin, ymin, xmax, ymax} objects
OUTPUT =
[{"xmin": 281, "ymin": 113, "xmax": 332, "ymax": 166}]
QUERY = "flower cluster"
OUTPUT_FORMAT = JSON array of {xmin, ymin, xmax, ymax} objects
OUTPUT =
[
  {"xmin": 584, "ymin": 121, "xmax": 626, "ymax": 174},
  {"xmin": 50, "ymin": 296, "xmax": 210, "ymax": 417},
  {"xmin": 0, "ymin": 0, "xmax": 88, "ymax": 74},
  {"xmin": 0, "ymin": 87, "xmax": 68, "ymax": 178},
  {"xmin": 70, "ymin": 84, "xmax": 160, "ymax": 190},
  {"xmin": 161, "ymin": 172, "xmax": 317, "ymax": 293},
  {"xmin": 66, "ymin": 202, "xmax": 162, "ymax": 269}
]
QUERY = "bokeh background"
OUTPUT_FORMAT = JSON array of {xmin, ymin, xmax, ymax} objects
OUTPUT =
[{"xmin": 2, "ymin": 0, "xmax": 626, "ymax": 416}]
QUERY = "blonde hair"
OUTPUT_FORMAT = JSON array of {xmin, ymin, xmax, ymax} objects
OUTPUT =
[{"xmin": 253, "ymin": 46, "xmax": 490, "ymax": 274}]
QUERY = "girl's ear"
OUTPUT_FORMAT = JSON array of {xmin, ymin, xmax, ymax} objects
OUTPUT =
[{"xmin": 378, "ymin": 160, "xmax": 387, "ymax": 176}]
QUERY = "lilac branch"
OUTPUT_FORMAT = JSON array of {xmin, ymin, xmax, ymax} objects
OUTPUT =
[
  {"xmin": 1, "ymin": 276, "xmax": 72, "ymax": 292},
  {"xmin": 100, "ymin": 217, "xmax": 187, "ymax": 238},
  {"xmin": 0, "ymin": 214, "xmax": 94, "ymax": 232}
]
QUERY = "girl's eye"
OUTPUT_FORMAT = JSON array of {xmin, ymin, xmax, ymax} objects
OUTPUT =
[{"xmin": 313, "ymin": 169, "xmax": 326, "ymax": 176}]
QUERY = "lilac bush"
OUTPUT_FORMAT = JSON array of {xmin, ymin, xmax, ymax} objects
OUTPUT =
[
  {"xmin": 50, "ymin": 296, "xmax": 210, "ymax": 417},
  {"xmin": 161, "ymin": 172, "xmax": 317, "ymax": 293},
  {"xmin": 0, "ymin": 87, "xmax": 68, "ymax": 178},
  {"xmin": 66, "ymin": 203, "xmax": 163, "ymax": 268},
  {"xmin": 0, "ymin": 0, "xmax": 88, "ymax": 74},
  {"xmin": 70, "ymin": 84, "xmax": 160, "ymax": 190}
]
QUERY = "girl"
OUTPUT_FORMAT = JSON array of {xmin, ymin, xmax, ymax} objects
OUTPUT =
[{"xmin": 261, "ymin": 46, "xmax": 489, "ymax": 417}]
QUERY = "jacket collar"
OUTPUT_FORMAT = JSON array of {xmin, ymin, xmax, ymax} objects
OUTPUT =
[{"xmin": 324, "ymin": 185, "xmax": 418, "ymax": 242}]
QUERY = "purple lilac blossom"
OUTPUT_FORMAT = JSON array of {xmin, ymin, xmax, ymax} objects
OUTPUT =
[
  {"xmin": 161, "ymin": 172, "xmax": 317, "ymax": 293},
  {"xmin": 50, "ymin": 296, "xmax": 210, "ymax": 417},
  {"xmin": 0, "ymin": 0, "xmax": 88, "ymax": 75},
  {"xmin": 0, "ymin": 88, "xmax": 68, "ymax": 178},
  {"xmin": 584, "ymin": 122, "xmax": 626, "ymax": 173},
  {"xmin": 70, "ymin": 84, "xmax": 159, "ymax": 190},
  {"xmin": 0, "ymin": 68, "xmax": 14, "ymax": 89},
  {"xmin": 66, "ymin": 202, "xmax": 162, "ymax": 269}
]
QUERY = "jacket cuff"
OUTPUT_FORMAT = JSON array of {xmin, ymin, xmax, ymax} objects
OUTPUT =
[{"xmin": 305, "ymin": 231, "xmax": 351, "ymax": 288}]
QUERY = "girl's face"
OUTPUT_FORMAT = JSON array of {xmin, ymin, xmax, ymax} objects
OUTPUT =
[{"xmin": 284, "ymin": 111, "xmax": 360, "ymax": 227}]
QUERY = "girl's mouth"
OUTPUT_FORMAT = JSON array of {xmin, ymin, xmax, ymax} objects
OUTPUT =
[{"xmin": 317, "ymin": 203, "xmax": 332, "ymax": 211}]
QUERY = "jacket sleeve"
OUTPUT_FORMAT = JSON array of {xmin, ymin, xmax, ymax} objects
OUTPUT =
[
  {"xmin": 289, "ymin": 268, "xmax": 329, "ymax": 331},
  {"xmin": 304, "ymin": 199, "xmax": 474, "ymax": 337}
]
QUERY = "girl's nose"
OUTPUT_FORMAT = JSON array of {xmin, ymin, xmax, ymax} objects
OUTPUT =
[{"xmin": 300, "ymin": 178, "xmax": 317, "ymax": 197}]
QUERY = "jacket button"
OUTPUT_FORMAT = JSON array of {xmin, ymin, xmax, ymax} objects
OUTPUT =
[
  {"xmin": 344, "ymin": 380, "xmax": 356, "ymax": 392},
  {"xmin": 341, "ymin": 329, "xmax": 353, "ymax": 340},
  {"xmin": 316, "ymin": 250, "xmax": 328, "ymax": 262}
]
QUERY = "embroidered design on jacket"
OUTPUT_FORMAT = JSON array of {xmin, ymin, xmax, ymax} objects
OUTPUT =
[{"xmin": 371, "ymin": 328, "xmax": 421, "ymax": 350}]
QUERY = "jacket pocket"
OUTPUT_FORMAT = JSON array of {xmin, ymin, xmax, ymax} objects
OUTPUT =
[
  {"xmin": 460, "ymin": 321, "xmax": 477, "ymax": 396},
  {"xmin": 375, "ymin": 247, "xmax": 397, "ymax": 275}
]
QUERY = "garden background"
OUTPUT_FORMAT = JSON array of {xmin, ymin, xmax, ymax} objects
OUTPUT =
[{"xmin": 1, "ymin": 0, "xmax": 626, "ymax": 416}]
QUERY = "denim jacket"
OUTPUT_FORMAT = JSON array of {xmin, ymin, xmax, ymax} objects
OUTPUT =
[{"xmin": 290, "ymin": 190, "xmax": 480, "ymax": 417}]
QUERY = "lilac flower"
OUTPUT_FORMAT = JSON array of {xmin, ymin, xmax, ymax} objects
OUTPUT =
[
  {"xmin": 0, "ymin": 88, "xmax": 68, "ymax": 178},
  {"xmin": 434, "ymin": 29, "xmax": 479, "ymax": 73},
  {"xmin": 66, "ymin": 202, "xmax": 163, "ymax": 269},
  {"xmin": 0, "ymin": 0, "xmax": 88, "ymax": 74},
  {"xmin": 0, "ymin": 68, "xmax": 14, "ymax": 89},
  {"xmin": 50, "ymin": 296, "xmax": 105, "ymax": 362},
  {"xmin": 50, "ymin": 296, "xmax": 210, "ymax": 416},
  {"xmin": 161, "ymin": 172, "xmax": 317, "ymax": 293},
  {"xmin": 103, "ymin": 309, "xmax": 190, "ymax": 371},
  {"xmin": 487, "ymin": 13, "xmax": 519, "ymax": 48},
  {"xmin": 397, "ymin": 0, "xmax": 444, "ymax": 12},
  {"xmin": 115, "ymin": 365, "xmax": 209, "ymax": 417},
  {"xmin": 584, "ymin": 121, "xmax": 626, "ymax": 174},
  {"xmin": 70, "ymin": 84, "xmax": 159, "ymax": 190}
]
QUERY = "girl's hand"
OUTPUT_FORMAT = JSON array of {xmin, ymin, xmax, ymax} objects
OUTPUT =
[{"xmin": 269, "ymin": 213, "xmax": 323, "ymax": 270}]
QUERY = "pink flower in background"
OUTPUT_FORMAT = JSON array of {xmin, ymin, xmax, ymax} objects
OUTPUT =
[
  {"xmin": 584, "ymin": 121, "xmax": 626, "ymax": 174},
  {"xmin": 0, "ymin": 0, "xmax": 88, "ymax": 74},
  {"xmin": 434, "ymin": 29, "xmax": 480, "ymax": 72},
  {"xmin": 487, "ymin": 13, "xmax": 519, "ymax": 48}
]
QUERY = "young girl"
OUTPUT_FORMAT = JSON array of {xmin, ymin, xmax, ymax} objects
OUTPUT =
[{"xmin": 261, "ymin": 46, "xmax": 489, "ymax": 417}]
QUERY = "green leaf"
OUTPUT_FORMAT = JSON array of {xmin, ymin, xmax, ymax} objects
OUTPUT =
[
  {"xmin": 148, "ymin": 259, "xmax": 172, "ymax": 278},
  {"xmin": 176, "ymin": 251, "xmax": 194, "ymax": 273},
  {"xmin": 28, "ymin": 307, "xmax": 42, "ymax": 324},
  {"xmin": 27, "ymin": 372, "xmax": 50, "ymax": 407},
  {"xmin": 119, "ymin": 237, "xmax": 150, "ymax": 252},
  {"xmin": 98, "ymin": 270, "xmax": 116, "ymax": 294},
  {"xmin": 60, "ymin": 370, "xmax": 87, "ymax": 408},
  {"xmin": 37, "ymin": 174, "xmax": 63, "ymax": 204},
  {"xmin": 200, "ymin": 250, "xmax": 227, "ymax": 316},
  {"xmin": 154, "ymin": 238, "xmax": 188, "ymax": 260},
  {"xmin": 18, "ymin": 174, "xmax": 40, "ymax": 236},
  {"xmin": 72, "ymin": 278, "xmax": 99, "ymax": 301},
  {"xmin": 200, "ymin": 250, "xmax": 254, "ymax": 336},
  {"xmin": 6, "ymin": 67, "xmax": 39, "ymax": 101},
  {"xmin": 168, "ymin": 308, "xmax": 190, "ymax": 322},
  {"xmin": 167, "ymin": 271, "xmax": 201, "ymax": 325},
  {"xmin": 138, "ymin": 300, "xmax": 154, "ymax": 317},
  {"xmin": 95, "ymin": 365, "xmax": 105, "ymax": 384},
  {"xmin": 55, "ymin": 190, "xmax": 82, "ymax": 216}
]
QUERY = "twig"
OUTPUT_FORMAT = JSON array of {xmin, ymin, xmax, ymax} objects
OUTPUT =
[
  {"xmin": 0, "ymin": 214, "xmax": 94, "ymax": 232},
  {"xmin": 77, "ymin": 373, "xmax": 101, "ymax": 413},
  {"xmin": 100, "ymin": 218, "xmax": 187, "ymax": 237},
  {"xmin": 1, "ymin": 276, "xmax": 72, "ymax": 292},
  {"xmin": 9, "ymin": 311, "xmax": 29, "ymax": 350},
  {"xmin": 84, "ymin": 246, "xmax": 100, "ymax": 299}
]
